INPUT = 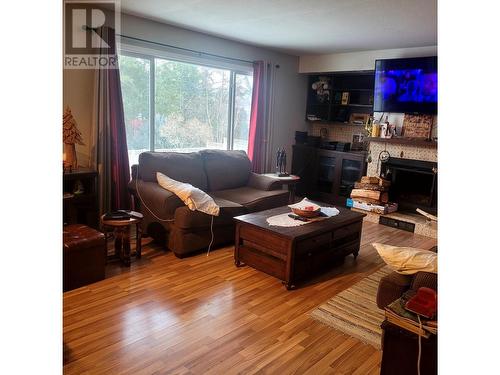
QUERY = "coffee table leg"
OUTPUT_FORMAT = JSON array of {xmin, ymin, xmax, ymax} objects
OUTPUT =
[{"xmin": 136, "ymin": 223, "xmax": 142, "ymax": 259}]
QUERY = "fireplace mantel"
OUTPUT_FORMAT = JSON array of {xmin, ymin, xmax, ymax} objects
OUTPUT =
[{"xmin": 365, "ymin": 137, "xmax": 437, "ymax": 148}]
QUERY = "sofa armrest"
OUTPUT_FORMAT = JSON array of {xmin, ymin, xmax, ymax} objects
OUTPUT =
[
  {"xmin": 128, "ymin": 179, "xmax": 184, "ymax": 218},
  {"xmin": 410, "ymin": 271, "xmax": 437, "ymax": 292},
  {"xmin": 247, "ymin": 172, "xmax": 282, "ymax": 191},
  {"xmin": 130, "ymin": 164, "xmax": 140, "ymax": 180}
]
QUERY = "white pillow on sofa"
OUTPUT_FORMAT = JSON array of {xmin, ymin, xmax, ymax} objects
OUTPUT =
[
  {"xmin": 156, "ymin": 172, "xmax": 220, "ymax": 216},
  {"xmin": 372, "ymin": 243, "xmax": 437, "ymax": 275}
]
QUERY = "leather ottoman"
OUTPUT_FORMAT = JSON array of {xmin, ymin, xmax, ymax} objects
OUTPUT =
[{"xmin": 63, "ymin": 224, "xmax": 106, "ymax": 291}]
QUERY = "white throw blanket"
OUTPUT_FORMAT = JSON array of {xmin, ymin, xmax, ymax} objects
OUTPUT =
[{"xmin": 157, "ymin": 172, "xmax": 220, "ymax": 216}]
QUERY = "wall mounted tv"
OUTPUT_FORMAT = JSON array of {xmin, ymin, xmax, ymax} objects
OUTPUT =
[{"xmin": 374, "ymin": 56, "xmax": 437, "ymax": 114}]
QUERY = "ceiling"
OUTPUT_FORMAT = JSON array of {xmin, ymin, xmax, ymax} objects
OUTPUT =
[{"xmin": 120, "ymin": 0, "xmax": 437, "ymax": 56}]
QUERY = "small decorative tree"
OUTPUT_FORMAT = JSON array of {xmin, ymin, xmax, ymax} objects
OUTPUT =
[{"xmin": 63, "ymin": 106, "xmax": 84, "ymax": 170}]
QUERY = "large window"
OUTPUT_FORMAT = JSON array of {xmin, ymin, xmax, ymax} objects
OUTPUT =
[{"xmin": 119, "ymin": 51, "xmax": 253, "ymax": 166}]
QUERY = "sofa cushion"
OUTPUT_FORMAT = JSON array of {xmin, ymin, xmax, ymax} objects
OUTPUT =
[
  {"xmin": 174, "ymin": 197, "xmax": 247, "ymax": 230},
  {"xmin": 200, "ymin": 150, "xmax": 251, "ymax": 191},
  {"xmin": 138, "ymin": 151, "xmax": 208, "ymax": 191},
  {"xmin": 211, "ymin": 186, "xmax": 289, "ymax": 212},
  {"xmin": 157, "ymin": 172, "xmax": 219, "ymax": 216}
]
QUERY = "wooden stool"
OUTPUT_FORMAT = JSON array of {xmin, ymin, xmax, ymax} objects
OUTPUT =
[
  {"xmin": 63, "ymin": 224, "xmax": 106, "ymax": 291},
  {"xmin": 101, "ymin": 212, "xmax": 143, "ymax": 267}
]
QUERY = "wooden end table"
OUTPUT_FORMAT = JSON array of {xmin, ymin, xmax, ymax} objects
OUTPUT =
[
  {"xmin": 262, "ymin": 174, "xmax": 300, "ymax": 203},
  {"xmin": 101, "ymin": 211, "xmax": 143, "ymax": 267},
  {"xmin": 234, "ymin": 203, "xmax": 365, "ymax": 290}
]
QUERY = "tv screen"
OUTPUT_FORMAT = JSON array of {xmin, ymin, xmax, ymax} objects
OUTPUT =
[{"xmin": 374, "ymin": 56, "xmax": 437, "ymax": 114}]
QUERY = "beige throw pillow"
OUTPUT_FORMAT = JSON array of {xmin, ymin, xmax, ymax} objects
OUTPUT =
[
  {"xmin": 372, "ymin": 243, "xmax": 437, "ymax": 275},
  {"xmin": 157, "ymin": 172, "xmax": 220, "ymax": 216}
]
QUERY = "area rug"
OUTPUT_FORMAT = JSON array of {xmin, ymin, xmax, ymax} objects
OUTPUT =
[{"xmin": 310, "ymin": 266, "xmax": 391, "ymax": 349}]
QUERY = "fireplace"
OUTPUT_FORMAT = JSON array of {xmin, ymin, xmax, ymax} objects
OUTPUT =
[{"xmin": 381, "ymin": 157, "xmax": 437, "ymax": 214}]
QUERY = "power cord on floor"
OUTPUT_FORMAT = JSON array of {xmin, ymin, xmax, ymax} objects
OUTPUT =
[
  {"xmin": 206, "ymin": 215, "xmax": 215, "ymax": 257},
  {"xmin": 417, "ymin": 315, "xmax": 422, "ymax": 375}
]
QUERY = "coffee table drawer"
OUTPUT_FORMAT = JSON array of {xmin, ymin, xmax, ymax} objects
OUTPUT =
[
  {"xmin": 239, "ymin": 225, "xmax": 288, "ymax": 256},
  {"xmin": 333, "ymin": 222, "xmax": 362, "ymax": 240},
  {"xmin": 296, "ymin": 232, "xmax": 332, "ymax": 254},
  {"xmin": 239, "ymin": 245, "xmax": 286, "ymax": 280}
]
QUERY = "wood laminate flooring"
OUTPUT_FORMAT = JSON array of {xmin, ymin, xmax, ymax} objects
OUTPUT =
[{"xmin": 63, "ymin": 220, "xmax": 437, "ymax": 374}]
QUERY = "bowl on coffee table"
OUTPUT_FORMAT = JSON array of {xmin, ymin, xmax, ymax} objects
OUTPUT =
[
  {"xmin": 291, "ymin": 206, "xmax": 321, "ymax": 218},
  {"xmin": 289, "ymin": 199, "xmax": 322, "ymax": 218}
]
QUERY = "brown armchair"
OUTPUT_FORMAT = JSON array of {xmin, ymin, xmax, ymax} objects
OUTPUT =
[{"xmin": 376, "ymin": 245, "xmax": 437, "ymax": 309}]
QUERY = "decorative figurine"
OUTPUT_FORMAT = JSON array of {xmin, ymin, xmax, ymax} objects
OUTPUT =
[
  {"xmin": 63, "ymin": 106, "xmax": 84, "ymax": 171},
  {"xmin": 276, "ymin": 148, "xmax": 289, "ymax": 177}
]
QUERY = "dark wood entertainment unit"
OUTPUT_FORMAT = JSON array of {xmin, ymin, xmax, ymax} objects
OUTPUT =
[
  {"xmin": 291, "ymin": 144, "xmax": 367, "ymax": 205},
  {"xmin": 234, "ymin": 205, "xmax": 365, "ymax": 290}
]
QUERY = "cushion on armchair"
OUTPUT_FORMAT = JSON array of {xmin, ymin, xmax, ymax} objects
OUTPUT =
[{"xmin": 372, "ymin": 243, "xmax": 437, "ymax": 275}]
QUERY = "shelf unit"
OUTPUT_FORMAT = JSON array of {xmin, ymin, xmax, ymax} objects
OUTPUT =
[{"xmin": 306, "ymin": 71, "xmax": 374, "ymax": 123}]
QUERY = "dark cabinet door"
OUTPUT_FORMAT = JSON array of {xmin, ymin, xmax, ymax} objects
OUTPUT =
[
  {"xmin": 291, "ymin": 145, "xmax": 318, "ymax": 197},
  {"xmin": 338, "ymin": 158, "xmax": 364, "ymax": 199},
  {"xmin": 292, "ymin": 146, "xmax": 366, "ymax": 205}
]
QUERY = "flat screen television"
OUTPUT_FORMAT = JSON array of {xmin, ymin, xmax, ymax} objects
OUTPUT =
[{"xmin": 374, "ymin": 56, "xmax": 437, "ymax": 114}]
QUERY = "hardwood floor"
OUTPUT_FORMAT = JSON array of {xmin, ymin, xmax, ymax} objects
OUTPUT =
[{"xmin": 63, "ymin": 221, "xmax": 437, "ymax": 374}]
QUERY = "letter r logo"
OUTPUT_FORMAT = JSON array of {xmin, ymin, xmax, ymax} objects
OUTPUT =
[{"xmin": 64, "ymin": 1, "xmax": 118, "ymax": 55}]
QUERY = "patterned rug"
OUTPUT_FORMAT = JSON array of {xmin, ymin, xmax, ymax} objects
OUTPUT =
[{"xmin": 310, "ymin": 266, "xmax": 391, "ymax": 349}]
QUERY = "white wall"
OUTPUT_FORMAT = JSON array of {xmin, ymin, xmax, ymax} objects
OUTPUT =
[
  {"xmin": 63, "ymin": 12, "xmax": 308, "ymax": 172},
  {"xmin": 63, "ymin": 69, "xmax": 95, "ymax": 167},
  {"xmin": 299, "ymin": 45, "xmax": 437, "ymax": 73}
]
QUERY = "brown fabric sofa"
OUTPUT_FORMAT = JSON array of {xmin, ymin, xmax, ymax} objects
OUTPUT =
[
  {"xmin": 376, "ymin": 245, "xmax": 437, "ymax": 309},
  {"xmin": 128, "ymin": 149, "xmax": 289, "ymax": 257}
]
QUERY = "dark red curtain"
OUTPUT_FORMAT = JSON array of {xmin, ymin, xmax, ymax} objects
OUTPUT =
[
  {"xmin": 95, "ymin": 27, "xmax": 130, "ymax": 212},
  {"xmin": 247, "ymin": 61, "xmax": 265, "ymax": 173}
]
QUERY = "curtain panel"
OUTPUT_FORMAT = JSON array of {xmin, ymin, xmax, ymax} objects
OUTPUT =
[
  {"xmin": 91, "ymin": 27, "xmax": 131, "ymax": 214},
  {"xmin": 247, "ymin": 61, "xmax": 276, "ymax": 173}
]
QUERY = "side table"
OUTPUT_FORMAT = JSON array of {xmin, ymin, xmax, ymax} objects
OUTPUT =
[
  {"xmin": 101, "ymin": 211, "xmax": 143, "ymax": 266},
  {"xmin": 380, "ymin": 319, "xmax": 437, "ymax": 375},
  {"xmin": 262, "ymin": 174, "xmax": 301, "ymax": 203}
]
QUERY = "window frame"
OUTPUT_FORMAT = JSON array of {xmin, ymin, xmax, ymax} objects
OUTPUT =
[{"xmin": 119, "ymin": 44, "xmax": 253, "ymax": 154}]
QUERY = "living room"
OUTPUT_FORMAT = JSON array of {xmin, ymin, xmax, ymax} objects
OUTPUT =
[{"xmin": 2, "ymin": 1, "xmax": 498, "ymax": 374}]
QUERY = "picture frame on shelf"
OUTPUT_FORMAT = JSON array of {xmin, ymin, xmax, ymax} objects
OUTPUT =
[
  {"xmin": 349, "ymin": 113, "xmax": 370, "ymax": 125},
  {"xmin": 341, "ymin": 92, "xmax": 350, "ymax": 105},
  {"xmin": 402, "ymin": 114, "xmax": 434, "ymax": 139}
]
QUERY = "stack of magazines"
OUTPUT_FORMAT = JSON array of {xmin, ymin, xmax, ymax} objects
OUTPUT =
[{"xmin": 385, "ymin": 291, "xmax": 437, "ymax": 338}]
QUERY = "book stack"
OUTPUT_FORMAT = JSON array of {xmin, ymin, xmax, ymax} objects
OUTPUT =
[
  {"xmin": 385, "ymin": 291, "xmax": 438, "ymax": 338},
  {"xmin": 346, "ymin": 176, "xmax": 398, "ymax": 214}
]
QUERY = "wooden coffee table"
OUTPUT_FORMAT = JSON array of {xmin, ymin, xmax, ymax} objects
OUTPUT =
[{"xmin": 234, "ymin": 203, "xmax": 366, "ymax": 289}]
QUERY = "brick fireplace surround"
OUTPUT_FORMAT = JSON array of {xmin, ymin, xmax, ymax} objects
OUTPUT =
[{"xmin": 363, "ymin": 140, "xmax": 438, "ymax": 238}]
